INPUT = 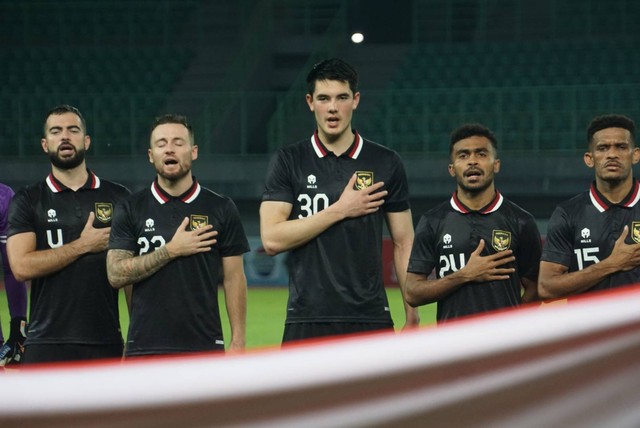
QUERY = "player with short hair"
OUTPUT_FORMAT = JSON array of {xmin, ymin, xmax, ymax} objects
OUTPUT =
[
  {"xmin": 260, "ymin": 58, "xmax": 418, "ymax": 342},
  {"xmin": 0, "ymin": 182, "xmax": 27, "ymax": 367},
  {"xmin": 107, "ymin": 114, "xmax": 249, "ymax": 356},
  {"xmin": 406, "ymin": 124, "xmax": 541, "ymax": 322},
  {"xmin": 7, "ymin": 105, "xmax": 130, "ymax": 364},
  {"xmin": 539, "ymin": 114, "xmax": 640, "ymax": 299}
]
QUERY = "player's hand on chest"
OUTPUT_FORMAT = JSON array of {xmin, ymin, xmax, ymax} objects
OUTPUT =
[
  {"xmin": 40, "ymin": 199, "xmax": 111, "ymax": 248},
  {"xmin": 136, "ymin": 212, "xmax": 219, "ymax": 256},
  {"xmin": 296, "ymin": 166, "xmax": 382, "ymax": 218}
]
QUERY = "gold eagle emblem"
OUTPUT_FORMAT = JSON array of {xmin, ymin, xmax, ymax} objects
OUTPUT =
[
  {"xmin": 190, "ymin": 214, "xmax": 208, "ymax": 230},
  {"xmin": 354, "ymin": 171, "xmax": 374, "ymax": 190},
  {"xmin": 632, "ymin": 222, "xmax": 640, "ymax": 244},
  {"xmin": 492, "ymin": 230, "xmax": 511, "ymax": 252},
  {"xmin": 95, "ymin": 203, "xmax": 113, "ymax": 223}
]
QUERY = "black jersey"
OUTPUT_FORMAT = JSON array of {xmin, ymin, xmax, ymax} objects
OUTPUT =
[
  {"xmin": 408, "ymin": 191, "xmax": 541, "ymax": 322},
  {"xmin": 542, "ymin": 180, "xmax": 640, "ymax": 292},
  {"xmin": 262, "ymin": 131, "xmax": 410, "ymax": 324},
  {"xmin": 109, "ymin": 178, "xmax": 250, "ymax": 356},
  {"xmin": 7, "ymin": 171, "xmax": 129, "ymax": 346}
]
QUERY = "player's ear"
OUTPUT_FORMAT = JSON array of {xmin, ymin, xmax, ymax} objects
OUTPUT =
[
  {"xmin": 192, "ymin": 144, "xmax": 198, "ymax": 161},
  {"xmin": 306, "ymin": 93, "xmax": 314, "ymax": 111},
  {"xmin": 84, "ymin": 135, "xmax": 91, "ymax": 151},
  {"xmin": 583, "ymin": 151, "xmax": 594, "ymax": 168},
  {"xmin": 632, "ymin": 146, "xmax": 640, "ymax": 165},
  {"xmin": 352, "ymin": 91, "xmax": 360, "ymax": 110},
  {"xmin": 493, "ymin": 158, "xmax": 501, "ymax": 173},
  {"xmin": 148, "ymin": 148, "xmax": 153, "ymax": 164},
  {"xmin": 448, "ymin": 163, "xmax": 455, "ymax": 177},
  {"xmin": 40, "ymin": 138, "xmax": 48, "ymax": 154}
]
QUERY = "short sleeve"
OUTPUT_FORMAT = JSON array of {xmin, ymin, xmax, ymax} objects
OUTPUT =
[
  {"xmin": 0, "ymin": 184, "xmax": 15, "ymax": 239},
  {"xmin": 516, "ymin": 214, "xmax": 542, "ymax": 280},
  {"xmin": 219, "ymin": 198, "xmax": 250, "ymax": 257},
  {"xmin": 408, "ymin": 214, "xmax": 437, "ymax": 275},
  {"xmin": 541, "ymin": 205, "xmax": 574, "ymax": 267},
  {"xmin": 108, "ymin": 198, "xmax": 138, "ymax": 253},
  {"xmin": 262, "ymin": 149, "xmax": 294, "ymax": 204},
  {"xmin": 383, "ymin": 153, "xmax": 410, "ymax": 213}
]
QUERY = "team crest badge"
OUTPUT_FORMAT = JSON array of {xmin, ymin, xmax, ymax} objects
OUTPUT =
[
  {"xmin": 190, "ymin": 214, "xmax": 208, "ymax": 230},
  {"xmin": 95, "ymin": 203, "xmax": 113, "ymax": 223},
  {"xmin": 632, "ymin": 222, "xmax": 640, "ymax": 244},
  {"xmin": 354, "ymin": 171, "xmax": 374, "ymax": 190},
  {"xmin": 492, "ymin": 230, "xmax": 511, "ymax": 252}
]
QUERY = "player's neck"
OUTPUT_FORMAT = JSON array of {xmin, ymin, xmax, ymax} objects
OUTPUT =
[
  {"xmin": 157, "ymin": 173, "xmax": 193, "ymax": 197},
  {"xmin": 596, "ymin": 175, "xmax": 635, "ymax": 204},
  {"xmin": 317, "ymin": 127, "xmax": 354, "ymax": 156},
  {"xmin": 456, "ymin": 186, "xmax": 496, "ymax": 211},
  {"xmin": 50, "ymin": 163, "xmax": 88, "ymax": 191}
]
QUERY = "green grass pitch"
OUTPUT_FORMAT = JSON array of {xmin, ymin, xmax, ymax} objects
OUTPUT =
[{"xmin": 0, "ymin": 287, "xmax": 437, "ymax": 350}]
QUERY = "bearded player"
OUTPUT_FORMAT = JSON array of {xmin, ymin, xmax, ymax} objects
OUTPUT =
[{"xmin": 7, "ymin": 105, "xmax": 130, "ymax": 363}]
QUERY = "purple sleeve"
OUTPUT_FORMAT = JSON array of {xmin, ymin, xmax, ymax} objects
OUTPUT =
[{"xmin": 0, "ymin": 184, "xmax": 28, "ymax": 322}]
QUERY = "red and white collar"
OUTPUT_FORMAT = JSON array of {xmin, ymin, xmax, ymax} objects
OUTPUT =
[
  {"xmin": 310, "ymin": 131, "xmax": 363, "ymax": 159},
  {"xmin": 151, "ymin": 178, "xmax": 201, "ymax": 205},
  {"xmin": 46, "ymin": 170, "xmax": 100, "ymax": 193},
  {"xmin": 589, "ymin": 180, "xmax": 640, "ymax": 213},
  {"xmin": 450, "ymin": 191, "xmax": 504, "ymax": 214}
]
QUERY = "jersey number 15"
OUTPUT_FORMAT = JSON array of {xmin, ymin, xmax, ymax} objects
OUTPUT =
[{"xmin": 574, "ymin": 247, "xmax": 599, "ymax": 270}]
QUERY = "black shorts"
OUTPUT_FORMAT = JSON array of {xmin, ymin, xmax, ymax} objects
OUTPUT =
[
  {"xmin": 124, "ymin": 345, "xmax": 225, "ymax": 359},
  {"xmin": 23, "ymin": 343, "xmax": 124, "ymax": 365},
  {"xmin": 282, "ymin": 322, "xmax": 393, "ymax": 344}
]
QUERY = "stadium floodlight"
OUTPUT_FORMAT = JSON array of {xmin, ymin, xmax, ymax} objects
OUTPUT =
[{"xmin": 351, "ymin": 32, "xmax": 364, "ymax": 44}]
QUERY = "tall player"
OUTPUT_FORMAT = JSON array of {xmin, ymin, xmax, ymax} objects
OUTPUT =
[
  {"xmin": 539, "ymin": 114, "xmax": 640, "ymax": 299},
  {"xmin": 260, "ymin": 58, "xmax": 418, "ymax": 342},
  {"xmin": 7, "ymin": 105, "xmax": 130, "ymax": 364},
  {"xmin": 107, "ymin": 114, "xmax": 249, "ymax": 356},
  {"xmin": 0, "ymin": 182, "xmax": 27, "ymax": 367},
  {"xmin": 406, "ymin": 124, "xmax": 540, "ymax": 322}
]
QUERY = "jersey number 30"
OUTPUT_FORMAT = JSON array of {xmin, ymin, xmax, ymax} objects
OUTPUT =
[{"xmin": 297, "ymin": 193, "xmax": 329, "ymax": 218}]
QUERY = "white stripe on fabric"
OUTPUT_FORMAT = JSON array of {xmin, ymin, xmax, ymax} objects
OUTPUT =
[
  {"xmin": 150, "ymin": 183, "xmax": 166, "ymax": 204},
  {"xmin": 183, "ymin": 182, "xmax": 201, "ymax": 204},
  {"xmin": 45, "ymin": 175, "xmax": 60, "ymax": 193},
  {"xmin": 310, "ymin": 135, "xmax": 325, "ymax": 158},
  {"xmin": 589, "ymin": 190, "xmax": 606, "ymax": 213}
]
